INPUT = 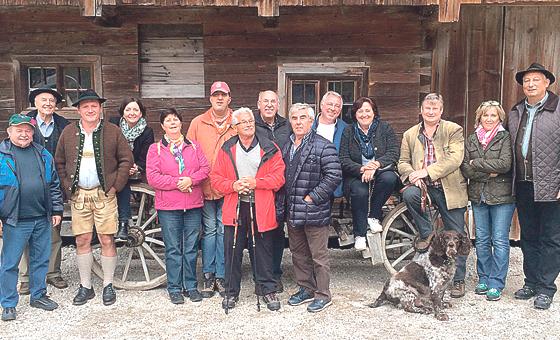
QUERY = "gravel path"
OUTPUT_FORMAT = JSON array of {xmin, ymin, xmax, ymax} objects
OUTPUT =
[{"xmin": 2, "ymin": 247, "xmax": 558, "ymax": 339}]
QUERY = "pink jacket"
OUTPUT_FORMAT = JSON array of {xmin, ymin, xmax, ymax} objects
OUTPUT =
[{"xmin": 146, "ymin": 138, "xmax": 210, "ymax": 211}]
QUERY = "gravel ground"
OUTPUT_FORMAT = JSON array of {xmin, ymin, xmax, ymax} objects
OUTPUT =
[{"xmin": 1, "ymin": 246, "xmax": 559, "ymax": 339}]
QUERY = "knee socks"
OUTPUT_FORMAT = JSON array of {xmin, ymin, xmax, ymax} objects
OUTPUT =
[
  {"xmin": 100, "ymin": 255, "xmax": 117, "ymax": 287},
  {"xmin": 76, "ymin": 252, "xmax": 93, "ymax": 289}
]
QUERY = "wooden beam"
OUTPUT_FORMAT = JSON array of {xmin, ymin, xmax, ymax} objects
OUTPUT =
[
  {"xmin": 439, "ymin": 0, "xmax": 461, "ymax": 21},
  {"xmin": 258, "ymin": 0, "xmax": 279, "ymax": 17},
  {"xmin": 83, "ymin": 0, "xmax": 99, "ymax": 17}
]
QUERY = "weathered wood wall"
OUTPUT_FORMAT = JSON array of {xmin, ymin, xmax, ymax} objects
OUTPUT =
[
  {"xmin": 433, "ymin": 5, "xmax": 560, "ymax": 134},
  {"xmin": 0, "ymin": 6, "xmax": 432, "ymax": 139}
]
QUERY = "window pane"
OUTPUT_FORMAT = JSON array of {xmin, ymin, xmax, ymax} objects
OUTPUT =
[
  {"xmin": 65, "ymin": 90, "xmax": 79, "ymax": 106},
  {"xmin": 305, "ymin": 82, "xmax": 316, "ymax": 104},
  {"xmin": 328, "ymin": 81, "xmax": 341, "ymax": 94},
  {"xmin": 64, "ymin": 66, "xmax": 92, "ymax": 90},
  {"xmin": 341, "ymin": 81, "xmax": 355, "ymax": 103},
  {"xmin": 342, "ymin": 104, "xmax": 353, "ymax": 124},
  {"xmin": 28, "ymin": 67, "xmax": 56, "ymax": 89},
  {"xmin": 292, "ymin": 82, "xmax": 304, "ymax": 104}
]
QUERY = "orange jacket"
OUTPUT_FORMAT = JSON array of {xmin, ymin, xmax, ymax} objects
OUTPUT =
[{"xmin": 187, "ymin": 108, "xmax": 237, "ymax": 200}]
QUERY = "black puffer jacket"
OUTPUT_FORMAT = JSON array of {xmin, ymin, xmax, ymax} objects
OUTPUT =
[
  {"xmin": 276, "ymin": 131, "xmax": 342, "ymax": 228},
  {"xmin": 339, "ymin": 121, "xmax": 400, "ymax": 197},
  {"xmin": 508, "ymin": 91, "xmax": 560, "ymax": 201},
  {"xmin": 460, "ymin": 130, "xmax": 515, "ymax": 205}
]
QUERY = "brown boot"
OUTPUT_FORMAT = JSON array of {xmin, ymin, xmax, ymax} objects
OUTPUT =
[
  {"xmin": 414, "ymin": 233, "xmax": 434, "ymax": 253},
  {"xmin": 450, "ymin": 280, "xmax": 465, "ymax": 298},
  {"xmin": 18, "ymin": 282, "xmax": 30, "ymax": 295}
]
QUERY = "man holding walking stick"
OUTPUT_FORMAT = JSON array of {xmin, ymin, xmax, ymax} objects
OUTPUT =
[{"xmin": 211, "ymin": 107, "xmax": 285, "ymax": 311}]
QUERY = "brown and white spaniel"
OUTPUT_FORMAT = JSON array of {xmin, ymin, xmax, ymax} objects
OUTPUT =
[{"xmin": 369, "ymin": 230, "xmax": 471, "ymax": 321}]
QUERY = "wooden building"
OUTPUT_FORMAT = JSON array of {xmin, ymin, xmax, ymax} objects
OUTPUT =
[{"xmin": 1, "ymin": 0, "xmax": 559, "ymax": 238}]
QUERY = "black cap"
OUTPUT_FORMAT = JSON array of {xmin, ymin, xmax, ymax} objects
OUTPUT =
[
  {"xmin": 28, "ymin": 87, "xmax": 63, "ymax": 105},
  {"xmin": 72, "ymin": 89, "xmax": 107, "ymax": 107},
  {"xmin": 515, "ymin": 63, "xmax": 555, "ymax": 85}
]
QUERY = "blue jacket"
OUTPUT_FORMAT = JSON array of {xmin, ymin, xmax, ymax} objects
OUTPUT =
[
  {"xmin": 312, "ymin": 116, "xmax": 347, "ymax": 197},
  {"xmin": 0, "ymin": 140, "xmax": 64, "ymax": 226},
  {"xmin": 276, "ymin": 131, "xmax": 342, "ymax": 228}
]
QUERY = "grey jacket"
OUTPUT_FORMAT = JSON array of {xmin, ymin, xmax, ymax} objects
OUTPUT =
[
  {"xmin": 460, "ymin": 130, "xmax": 515, "ymax": 205},
  {"xmin": 508, "ymin": 91, "xmax": 560, "ymax": 201}
]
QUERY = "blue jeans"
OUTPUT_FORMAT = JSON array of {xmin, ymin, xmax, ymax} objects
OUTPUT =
[
  {"xmin": 158, "ymin": 209, "xmax": 202, "ymax": 293},
  {"xmin": 402, "ymin": 185, "xmax": 467, "ymax": 281},
  {"xmin": 0, "ymin": 217, "xmax": 51, "ymax": 307},
  {"xmin": 201, "ymin": 199, "xmax": 225, "ymax": 278},
  {"xmin": 117, "ymin": 182, "xmax": 132, "ymax": 222},
  {"xmin": 472, "ymin": 202, "xmax": 515, "ymax": 290}
]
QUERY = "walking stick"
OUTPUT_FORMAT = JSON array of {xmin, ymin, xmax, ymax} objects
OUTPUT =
[
  {"xmin": 249, "ymin": 193, "xmax": 261, "ymax": 312},
  {"xmin": 225, "ymin": 200, "xmax": 240, "ymax": 315}
]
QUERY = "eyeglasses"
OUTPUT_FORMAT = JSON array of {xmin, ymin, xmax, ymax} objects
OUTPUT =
[
  {"xmin": 325, "ymin": 102, "xmax": 342, "ymax": 109},
  {"xmin": 236, "ymin": 119, "xmax": 255, "ymax": 126},
  {"xmin": 479, "ymin": 100, "xmax": 501, "ymax": 108}
]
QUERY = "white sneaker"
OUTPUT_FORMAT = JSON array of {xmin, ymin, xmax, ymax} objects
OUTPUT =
[
  {"xmin": 354, "ymin": 236, "xmax": 367, "ymax": 251},
  {"xmin": 368, "ymin": 218, "xmax": 383, "ymax": 233}
]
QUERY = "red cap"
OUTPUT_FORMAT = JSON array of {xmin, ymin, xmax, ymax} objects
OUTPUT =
[{"xmin": 210, "ymin": 81, "xmax": 231, "ymax": 95}]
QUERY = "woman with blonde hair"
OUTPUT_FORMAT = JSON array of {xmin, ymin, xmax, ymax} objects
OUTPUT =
[{"xmin": 461, "ymin": 100, "xmax": 515, "ymax": 301}]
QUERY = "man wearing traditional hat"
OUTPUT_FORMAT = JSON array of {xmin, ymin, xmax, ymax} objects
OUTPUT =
[
  {"xmin": 0, "ymin": 114, "xmax": 64, "ymax": 321},
  {"xmin": 508, "ymin": 63, "xmax": 560, "ymax": 310},
  {"xmin": 187, "ymin": 81, "xmax": 237, "ymax": 298},
  {"xmin": 18, "ymin": 88, "xmax": 70, "ymax": 295},
  {"xmin": 55, "ymin": 89, "xmax": 132, "ymax": 306}
]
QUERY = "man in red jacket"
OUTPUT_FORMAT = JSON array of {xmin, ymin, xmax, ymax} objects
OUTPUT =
[{"xmin": 211, "ymin": 107, "xmax": 285, "ymax": 311}]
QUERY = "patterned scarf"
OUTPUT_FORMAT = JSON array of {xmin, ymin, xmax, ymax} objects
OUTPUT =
[
  {"xmin": 353, "ymin": 114, "xmax": 380, "ymax": 160},
  {"xmin": 120, "ymin": 117, "xmax": 147, "ymax": 151},
  {"xmin": 475, "ymin": 123, "xmax": 504, "ymax": 150},
  {"xmin": 212, "ymin": 111, "xmax": 231, "ymax": 135},
  {"xmin": 164, "ymin": 134, "xmax": 185, "ymax": 174}
]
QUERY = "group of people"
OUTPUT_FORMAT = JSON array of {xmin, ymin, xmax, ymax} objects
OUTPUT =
[{"xmin": 0, "ymin": 62, "xmax": 558, "ymax": 322}]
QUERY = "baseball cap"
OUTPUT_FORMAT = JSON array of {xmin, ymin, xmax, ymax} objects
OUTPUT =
[
  {"xmin": 8, "ymin": 114, "xmax": 36, "ymax": 128},
  {"xmin": 210, "ymin": 81, "xmax": 231, "ymax": 96}
]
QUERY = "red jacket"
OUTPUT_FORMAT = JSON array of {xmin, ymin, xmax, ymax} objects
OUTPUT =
[{"xmin": 210, "ymin": 134, "xmax": 285, "ymax": 232}]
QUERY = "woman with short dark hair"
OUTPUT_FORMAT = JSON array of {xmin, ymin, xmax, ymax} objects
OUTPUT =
[
  {"xmin": 146, "ymin": 108, "xmax": 210, "ymax": 304},
  {"xmin": 339, "ymin": 97, "xmax": 400, "ymax": 251},
  {"xmin": 110, "ymin": 97, "xmax": 154, "ymax": 241}
]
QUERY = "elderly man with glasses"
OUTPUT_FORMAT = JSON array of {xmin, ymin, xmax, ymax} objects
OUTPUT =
[{"xmin": 211, "ymin": 107, "xmax": 285, "ymax": 311}]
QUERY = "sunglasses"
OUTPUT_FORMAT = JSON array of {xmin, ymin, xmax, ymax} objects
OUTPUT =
[{"xmin": 480, "ymin": 100, "xmax": 501, "ymax": 107}]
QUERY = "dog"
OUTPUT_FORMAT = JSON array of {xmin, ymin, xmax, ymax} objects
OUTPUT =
[{"xmin": 369, "ymin": 230, "xmax": 471, "ymax": 321}]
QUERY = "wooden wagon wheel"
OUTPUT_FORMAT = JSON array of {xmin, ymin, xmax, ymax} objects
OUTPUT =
[
  {"xmin": 381, "ymin": 202, "xmax": 440, "ymax": 274},
  {"xmin": 92, "ymin": 183, "xmax": 167, "ymax": 290}
]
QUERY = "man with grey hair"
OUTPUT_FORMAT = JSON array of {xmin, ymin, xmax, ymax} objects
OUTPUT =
[
  {"xmin": 211, "ymin": 107, "xmax": 286, "ymax": 311},
  {"xmin": 276, "ymin": 103, "xmax": 341, "ymax": 313},
  {"xmin": 398, "ymin": 93, "xmax": 468, "ymax": 298},
  {"xmin": 254, "ymin": 90, "xmax": 291, "ymax": 293},
  {"xmin": 312, "ymin": 91, "xmax": 347, "ymax": 198}
]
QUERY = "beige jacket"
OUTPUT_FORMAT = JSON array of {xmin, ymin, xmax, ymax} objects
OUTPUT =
[{"xmin": 398, "ymin": 120, "xmax": 467, "ymax": 210}]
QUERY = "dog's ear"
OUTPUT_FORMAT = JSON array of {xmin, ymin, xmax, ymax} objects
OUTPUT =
[
  {"xmin": 430, "ymin": 232, "xmax": 446, "ymax": 257},
  {"xmin": 457, "ymin": 233, "xmax": 472, "ymax": 256}
]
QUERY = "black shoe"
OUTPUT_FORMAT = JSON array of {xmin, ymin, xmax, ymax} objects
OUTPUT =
[
  {"xmin": 185, "ymin": 289, "xmax": 203, "ymax": 302},
  {"xmin": 169, "ymin": 292, "xmax": 185, "ymax": 305},
  {"xmin": 73, "ymin": 285, "xmax": 95, "ymax": 306},
  {"xmin": 534, "ymin": 294, "xmax": 553, "ymax": 310},
  {"xmin": 514, "ymin": 285, "xmax": 537, "ymax": 300},
  {"xmin": 263, "ymin": 292, "xmax": 281, "ymax": 311},
  {"xmin": 201, "ymin": 273, "xmax": 216, "ymax": 298},
  {"xmin": 222, "ymin": 296, "xmax": 239, "ymax": 310},
  {"xmin": 288, "ymin": 287, "xmax": 315, "ymax": 306},
  {"xmin": 307, "ymin": 299, "xmax": 332, "ymax": 313},
  {"xmin": 30, "ymin": 294, "xmax": 59, "ymax": 311},
  {"xmin": 1, "ymin": 307, "xmax": 16, "ymax": 321},
  {"xmin": 215, "ymin": 278, "xmax": 226, "ymax": 298},
  {"xmin": 115, "ymin": 221, "xmax": 129, "ymax": 242},
  {"xmin": 102, "ymin": 283, "xmax": 116, "ymax": 306}
]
